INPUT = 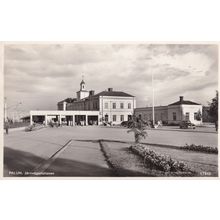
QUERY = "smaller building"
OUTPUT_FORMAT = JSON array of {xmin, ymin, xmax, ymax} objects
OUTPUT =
[{"xmin": 135, "ymin": 96, "xmax": 203, "ymax": 125}]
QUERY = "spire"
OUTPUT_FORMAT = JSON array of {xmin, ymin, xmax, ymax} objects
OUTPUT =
[
  {"xmin": 80, "ymin": 75, "xmax": 85, "ymax": 84},
  {"xmin": 80, "ymin": 75, "xmax": 86, "ymax": 90}
]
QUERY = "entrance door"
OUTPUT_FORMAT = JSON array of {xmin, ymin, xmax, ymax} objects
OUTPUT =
[{"xmin": 104, "ymin": 114, "xmax": 108, "ymax": 122}]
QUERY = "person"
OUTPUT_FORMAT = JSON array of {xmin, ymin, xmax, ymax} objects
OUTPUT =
[{"xmin": 5, "ymin": 120, "xmax": 9, "ymax": 134}]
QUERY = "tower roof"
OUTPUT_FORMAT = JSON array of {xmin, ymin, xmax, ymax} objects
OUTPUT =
[{"xmin": 80, "ymin": 79, "xmax": 85, "ymax": 85}]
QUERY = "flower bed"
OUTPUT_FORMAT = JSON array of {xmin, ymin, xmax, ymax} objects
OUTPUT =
[
  {"xmin": 130, "ymin": 144, "xmax": 195, "ymax": 176},
  {"xmin": 180, "ymin": 144, "xmax": 218, "ymax": 154}
]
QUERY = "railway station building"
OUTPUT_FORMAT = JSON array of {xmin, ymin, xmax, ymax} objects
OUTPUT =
[{"xmin": 30, "ymin": 79, "xmax": 136, "ymax": 126}]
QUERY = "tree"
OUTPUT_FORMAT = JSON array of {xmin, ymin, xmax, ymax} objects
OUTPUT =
[
  {"xmin": 195, "ymin": 109, "xmax": 202, "ymax": 121},
  {"xmin": 127, "ymin": 115, "xmax": 148, "ymax": 143},
  {"xmin": 208, "ymin": 91, "xmax": 218, "ymax": 131}
]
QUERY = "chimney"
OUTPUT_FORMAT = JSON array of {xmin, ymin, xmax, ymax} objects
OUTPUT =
[
  {"xmin": 108, "ymin": 88, "xmax": 113, "ymax": 92},
  {"xmin": 179, "ymin": 96, "xmax": 184, "ymax": 102},
  {"xmin": 89, "ymin": 90, "xmax": 95, "ymax": 96}
]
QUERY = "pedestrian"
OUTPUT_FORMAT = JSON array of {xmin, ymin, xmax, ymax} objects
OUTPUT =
[{"xmin": 5, "ymin": 121, "xmax": 9, "ymax": 135}]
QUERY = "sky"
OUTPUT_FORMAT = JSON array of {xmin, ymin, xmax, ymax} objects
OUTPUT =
[{"xmin": 4, "ymin": 43, "xmax": 218, "ymax": 116}]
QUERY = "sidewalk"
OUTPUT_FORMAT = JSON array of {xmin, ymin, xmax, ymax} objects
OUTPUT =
[{"xmin": 4, "ymin": 126, "xmax": 26, "ymax": 133}]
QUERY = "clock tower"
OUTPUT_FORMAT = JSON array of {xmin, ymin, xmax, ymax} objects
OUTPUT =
[{"xmin": 76, "ymin": 76, "xmax": 89, "ymax": 100}]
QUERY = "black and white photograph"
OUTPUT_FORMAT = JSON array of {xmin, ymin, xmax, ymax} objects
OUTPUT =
[{"xmin": 3, "ymin": 43, "xmax": 218, "ymax": 177}]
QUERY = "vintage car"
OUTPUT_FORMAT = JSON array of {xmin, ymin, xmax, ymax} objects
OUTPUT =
[
  {"xmin": 121, "ymin": 120, "xmax": 133, "ymax": 128},
  {"xmin": 179, "ymin": 120, "xmax": 196, "ymax": 129}
]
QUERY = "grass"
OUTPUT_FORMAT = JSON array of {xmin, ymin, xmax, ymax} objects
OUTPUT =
[{"xmin": 100, "ymin": 140, "xmax": 218, "ymax": 177}]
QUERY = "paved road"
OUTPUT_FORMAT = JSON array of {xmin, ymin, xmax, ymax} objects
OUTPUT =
[
  {"xmin": 4, "ymin": 128, "xmax": 114, "ymax": 177},
  {"xmin": 3, "ymin": 126, "xmax": 218, "ymax": 177}
]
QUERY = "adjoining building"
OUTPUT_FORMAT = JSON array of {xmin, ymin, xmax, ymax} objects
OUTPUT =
[
  {"xmin": 135, "ymin": 96, "xmax": 203, "ymax": 125},
  {"xmin": 30, "ymin": 79, "xmax": 136, "ymax": 126}
]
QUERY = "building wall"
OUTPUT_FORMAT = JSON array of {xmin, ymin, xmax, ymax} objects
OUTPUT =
[
  {"xmin": 66, "ymin": 96, "xmax": 99, "ymax": 111},
  {"xmin": 167, "ymin": 105, "xmax": 182, "ymax": 125},
  {"xmin": 65, "ymin": 95, "xmax": 135, "ymax": 125},
  {"xmin": 99, "ymin": 96, "xmax": 135, "ymax": 125},
  {"xmin": 135, "ymin": 106, "xmax": 168, "ymax": 123},
  {"xmin": 181, "ymin": 105, "xmax": 203, "ymax": 125},
  {"xmin": 57, "ymin": 102, "xmax": 64, "ymax": 110},
  {"xmin": 135, "ymin": 104, "xmax": 203, "ymax": 125},
  {"xmin": 76, "ymin": 90, "xmax": 90, "ymax": 100}
]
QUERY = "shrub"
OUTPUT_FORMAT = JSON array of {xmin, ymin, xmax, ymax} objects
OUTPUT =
[
  {"xmin": 127, "ymin": 115, "xmax": 148, "ymax": 143},
  {"xmin": 48, "ymin": 121, "xmax": 54, "ymax": 127},
  {"xmin": 130, "ymin": 144, "xmax": 194, "ymax": 175},
  {"xmin": 25, "ymin": 125, "xmax": 34, "ymax": 132},
  {"xmin": 180, "ymin": 144, "xmax": 218, "ymax": 154},
  {"xmin": 24, "ymin": 123, "xmax": 44, "ymax": 132}
]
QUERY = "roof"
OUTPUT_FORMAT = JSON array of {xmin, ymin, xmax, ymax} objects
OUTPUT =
[
  {"xmin": 169, "ymin": 100, "xmax": 200, "ymax": 106},
  {"xmin": 58, "ymin": 98, "xmax": 76, "ymax": 104},
  {"xmin": 93, "ymin": 91, "xmax": 134, "ymax": 97},
  {"xmin": 80, "ymin": 80, "xmax": 85, "ymax": 85}
]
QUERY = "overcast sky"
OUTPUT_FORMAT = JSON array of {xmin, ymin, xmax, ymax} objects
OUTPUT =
[{"xmin": 4, "ymin": 43, "xmax": 218, "ymax": 114}]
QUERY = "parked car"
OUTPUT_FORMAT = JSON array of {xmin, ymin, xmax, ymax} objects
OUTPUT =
[
  {"xmin": 121, "ymin": 120, "xmax": 133, "ymax": 128},
  {"xmin": 179, "ymin": 120, "xmax": 196, "ymax": 129}
]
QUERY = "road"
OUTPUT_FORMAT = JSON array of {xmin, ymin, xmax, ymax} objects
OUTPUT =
[{"xmin": 3, "ymin": 126, "xmax": 218, "ymax": 177}]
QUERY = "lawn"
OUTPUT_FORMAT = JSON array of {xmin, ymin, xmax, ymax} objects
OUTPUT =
[{"xmin": 100, "ymin": 140, "xmax": 218, "ymax": 177}]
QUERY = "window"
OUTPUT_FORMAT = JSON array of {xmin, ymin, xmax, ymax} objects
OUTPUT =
[
  {"xmin": 104, "ymin": 102, "xmax": 108, "ymax": 109},
  {"xmin": 173, "ymin": 112, "xmax": 177, "ymax": 121},
  {"xmin": 120, "ymin": 103, "xmax": 124, "ymax": 109},
  {"xmin": 120, "ymin": 115, "xmax": 124, "ymax": 121},
  {"xmin": 112, "ymin": 103, "xmax": 116, "ymax": 109},
  {"xmin": 186, "ymin": 112, "xmax": 190, "ymax": 121},
  {"xmin": 194, "ymin": 112, "xmax": 197, "ymax": 120},
  {"xmin": 128, "ymin": 103, "xmax": 131, "ymax": 109},
  {"xmin": 113, "ymin": 115, "xmax": 117, "ymax": 121}
]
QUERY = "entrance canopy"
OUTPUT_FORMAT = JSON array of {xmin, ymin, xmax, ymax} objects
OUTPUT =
[{"xmin": 30, "ymin": 110, "xmax": 100, "ymax": 126}]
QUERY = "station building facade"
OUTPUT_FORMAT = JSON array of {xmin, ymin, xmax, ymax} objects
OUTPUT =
[
  {"xmin": 135, "ymin": 96, "xmax": 203, "ymax": 125},
  {"xmin": 31, "ymin": 79, "xmax": 136, "ymax": 126}
]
